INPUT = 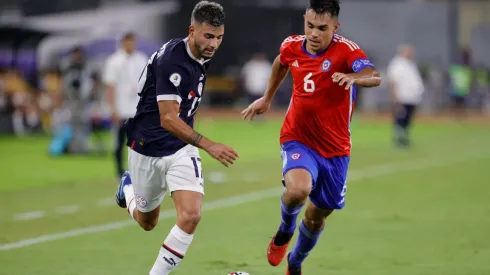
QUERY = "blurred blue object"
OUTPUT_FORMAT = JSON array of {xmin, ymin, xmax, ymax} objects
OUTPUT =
[{"xmin": 48, "ymin": 123, "xmax": 73, "ymax": 156}]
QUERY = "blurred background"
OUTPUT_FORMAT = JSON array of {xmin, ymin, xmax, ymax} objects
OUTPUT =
[
  {"xmin": 1, "ymin": 1, "xmax": 489, "ymax": 275},
  {"xmin": 1, "ymin": 0, "xmax": 489, "ymax": 139}
]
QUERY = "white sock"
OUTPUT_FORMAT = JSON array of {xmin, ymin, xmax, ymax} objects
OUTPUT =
[
  {"xmin": 149, "ymin": 225, "xmax": 194, "ymax": 275},
  {"xmin": 123, "ymin": 184, "xmax": 136, "ymax": 219}
]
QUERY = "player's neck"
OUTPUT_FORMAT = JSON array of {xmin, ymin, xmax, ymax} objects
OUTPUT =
[
  {"xmin": 186, "ymin": 38, "xmax": 206, "ymax": 64},
  {"xmin": 187, "ymin": 40, "xmax": 200, "ymax": 60},
  {"xmin": 304, "ymin": 39, "xmax": 332, "ymax": 56}
]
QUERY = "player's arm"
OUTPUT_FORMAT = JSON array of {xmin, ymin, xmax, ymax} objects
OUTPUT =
[
  {"xmin": 156, "ymin": 64, "xmax": 211, "ymax": 148},
  {"xmin": 263, "ymin": 54, "xmax": 289, "ymax": 102},
  {"xmin": 241, "ymin": 54, "xmax": 288, "ymax": 120},
  {"xmin": 241, "ymin": 37, "xmax": 291, "ymax": 120},
  {"xmin": 349, "ymin": 66, "xmax": 381, "ymax": 88},
  {"xmin": 333, "ymin": 50, "xmax": 381, "ymax": 89},
  {"xmin": 156, "ymin": 64, "xmax": 238, "ymax": 166},
  {"xmin": 158, "ymin": 100, "xmax": 213, "ymax": 148}
]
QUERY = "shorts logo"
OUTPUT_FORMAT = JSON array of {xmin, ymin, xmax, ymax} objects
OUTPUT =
[
  {"xmin": 291, "ymin": 153, "xmax": 301, "ymax": 160},
  {"xmin": 135, "ymin": 194, "xmax": 147, "ymax": 208},
  {"xmin": 322, "ymin": 59, "xmax": 331, "ymax": 72}
]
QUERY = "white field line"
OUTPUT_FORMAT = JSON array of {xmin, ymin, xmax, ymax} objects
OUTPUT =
[
  {"xmin": 1, "ymin": 151, "xmax": 488, "ymax": 251},
  {"xmin": 13, "ymin": 211, "xmax": 45, "ymax": 221},
  {"xmin": 55, "ymin": 205, "xmax": 80, "ymax": 215}
]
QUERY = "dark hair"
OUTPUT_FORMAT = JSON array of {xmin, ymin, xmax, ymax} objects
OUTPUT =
[
  {"xmin": 122, "ymin": 32, "xmax": 135, "ymax": 41},
  {"xmin": 307, "ymin": 0, "xmax": 340, "ymax": 17},
  {"xmin": 71, "ymin": 45, "xmax": 83, "ymax": 54},
  {"xmin": 191, "ymin": 1, "xmax": 225, "ymax": 27}
]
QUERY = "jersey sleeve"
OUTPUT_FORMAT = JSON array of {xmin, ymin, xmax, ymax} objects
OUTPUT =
[
  {"xmin": 279, "ymin": 36, "xmax": 295, "ymax": 66},
  {"xmin": 345, "ymin": 46, "xmax": 376, "ymax": 73},
  {"xmin": 155, "ymin": 55, "xmax": 188, "ymax": 104}
]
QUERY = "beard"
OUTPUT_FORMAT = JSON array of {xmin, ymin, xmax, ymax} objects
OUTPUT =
[{"xmin": 194, "ymin": 40, "xmax": 215, "ymax": 60}]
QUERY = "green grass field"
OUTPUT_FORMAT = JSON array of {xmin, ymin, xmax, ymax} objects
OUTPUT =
[{"xmin": 1, "ymin": 115, "xmax": 490, "ymax": 275}]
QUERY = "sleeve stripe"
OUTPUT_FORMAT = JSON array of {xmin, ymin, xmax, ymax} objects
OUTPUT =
[
  {"xmin": 157, "ymin": 94, "xmax": 182, "ymax": 104},
  {"xmin": 334, "ymin": 34, "xmax": 360, "ymax": 51}
]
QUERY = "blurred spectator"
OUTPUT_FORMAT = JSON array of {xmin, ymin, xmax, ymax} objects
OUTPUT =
[
  {"xmin": 474, "ymin": 66, "xmax": 490, "ymax": 114},
  {"xmin": 387, "ymin": 44, "xmax": 424, "ymax": 148},
  {"xmin": 241, "ymin": 52, "xmax": 272, "ymax": 104},
  {"xmin": 58, "ymin": 46, "xmax": 94, "ymax": 154},
  {"xmin": 448, "ymin": 47, "xmax": 473, "ymax": 118},
  {"xmin": 103, "ymin": 32, "xmax": 148, "ymax": 178},
  {"xmin": 89, "ymin": 72, "xmax": 109, "ymax": 155},
  {"xmin": 1, "ymin": 68, "xmax": 40, "ymax": 136}
]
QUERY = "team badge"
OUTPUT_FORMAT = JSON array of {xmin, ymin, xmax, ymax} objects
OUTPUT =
[
  {"xmin": 169, "ymin": 73, "xmax": 181, "ymax": 87},
  {"xmin": 135, "ymin": 194, "xmax": 147, "ymax": 208},
  {"xmin": 322, "ymin": 59, "xmax": 331, "ymax": 72},
  {"xmin": 291, "ymin": 153, "xmax": 301, "ymax": 160}
]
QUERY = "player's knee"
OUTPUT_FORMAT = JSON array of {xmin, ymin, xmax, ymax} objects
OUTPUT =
[
  {"xmin": 285, "ymin": 182, "xmax": 311, "ymax": 203},
  {"xmin": 179, "ymin": 210, "xmax": 201, "ymax": 228},
  {"xmin": 284, "ymin": 169, "xmax": 312, "ymax": 203},
  {"xmin": 141, "ymin": 221, "xmax": 157, "ymax": 231},
  {"xmin": 138, "ymin": 213, "xmax": 159, "ymax": 231}
]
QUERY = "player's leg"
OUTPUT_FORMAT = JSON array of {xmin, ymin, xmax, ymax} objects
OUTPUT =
[
  {"xmin": 267, "ymin": 141, "xmax": 319, "ymax": 266},
  {"xmin": 286, "ymin": 201, "xmax": 333, "ymax": 275},
  {"xmin": 149, "ymin": 145, "xmax": 204, "ymax": 275},
  {"xmin": 287, "ymin": 155, "xmax": 349, "ymax": 273},
  {"xmin": 115, "ymin": 148, "xmax": 167, "ymax": 231}
]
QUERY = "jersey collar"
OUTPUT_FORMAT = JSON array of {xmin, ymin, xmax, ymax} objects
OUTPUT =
[
  {"xmin": 301, "ymin": 34, "xmax": 334, "ymax": 58},
  {"xmin": 184, "ymin": 37, "xmax": 211, "ymax": 66}
]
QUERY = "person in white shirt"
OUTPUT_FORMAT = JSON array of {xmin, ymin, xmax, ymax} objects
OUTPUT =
[
  {"xmin": 103, "ymin": 32, "xmax": 148, "ymax": 178},
  {"xmin": 387, "ymin": 44, "xmax": 425, "ymax": 148},
  {"xmin": 241, "ymin": 52, "xmax": 272, "ymax": 104}
]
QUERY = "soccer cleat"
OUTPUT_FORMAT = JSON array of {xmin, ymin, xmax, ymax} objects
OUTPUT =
[
  {"xmin": 267, "ymin": 234, "xmax": 290, "ymax": 266},
  {"xmin": 286, "ymin": 252, "xmax": 302, "ymax": 275},
  {"xmin": 115, "ymin": 171, "xmax": 131, "ymax": 208}
]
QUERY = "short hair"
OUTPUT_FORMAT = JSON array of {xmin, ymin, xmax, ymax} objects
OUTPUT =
[
  {"xmin": 122, "ymin": 32, "xmax": 135, "ymax": 41},
  {"xmin": 397, "ymin": 44, "xmax": 413, "ymax": 54},
  {"xmin": 191, "ymin": 1, "xmax": 225, "ymax": 27},
  {"xmin": 307, "ymin": 0, "xmax": 340, "ymax": 18},
  {"xmin": 71, "ymin": 45, "xmax": 83, "ymax": 54}
]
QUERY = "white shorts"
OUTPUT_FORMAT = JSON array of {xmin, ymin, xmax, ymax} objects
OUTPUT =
[{"xmin": 128, "ymin": 145, "xmax": 204, "ymax": 213}]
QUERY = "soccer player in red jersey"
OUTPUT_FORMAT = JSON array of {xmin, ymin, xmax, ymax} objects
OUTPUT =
[{"xmin": 242, "ymin": 0, "xmax": 381, "ymax": 274}]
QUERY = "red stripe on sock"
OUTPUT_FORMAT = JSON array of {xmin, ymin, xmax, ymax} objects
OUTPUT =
[{"xmin": 162, "ymin": 243, "xmax": 184, "ymax": 259}]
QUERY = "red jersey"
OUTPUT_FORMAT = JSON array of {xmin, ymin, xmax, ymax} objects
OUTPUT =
[{"xmin": 279, "ymin": 34, "xmax": 374, "ymax": 158}]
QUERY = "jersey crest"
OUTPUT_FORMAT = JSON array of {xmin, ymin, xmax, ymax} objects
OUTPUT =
[{"xmin": 321, "ymin": 59, "xmax": 332, "ymax": 72}]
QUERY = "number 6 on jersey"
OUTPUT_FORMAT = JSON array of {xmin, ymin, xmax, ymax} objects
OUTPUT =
[{"xmin": 304, "ymin": 72, "xmax": 315, "ymax": 93}]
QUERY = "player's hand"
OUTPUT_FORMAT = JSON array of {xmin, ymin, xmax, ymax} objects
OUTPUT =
[
  {"xmin": 241, "ymin": 96, "xmax": 271, "ymax": 121},
  {"xmin": 203, "ymin": 142, "xmax": 239, "ymax": 167},
  {"xmin": 332, "ymin": 73, "xmax": 355, "ymax": 90}
]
